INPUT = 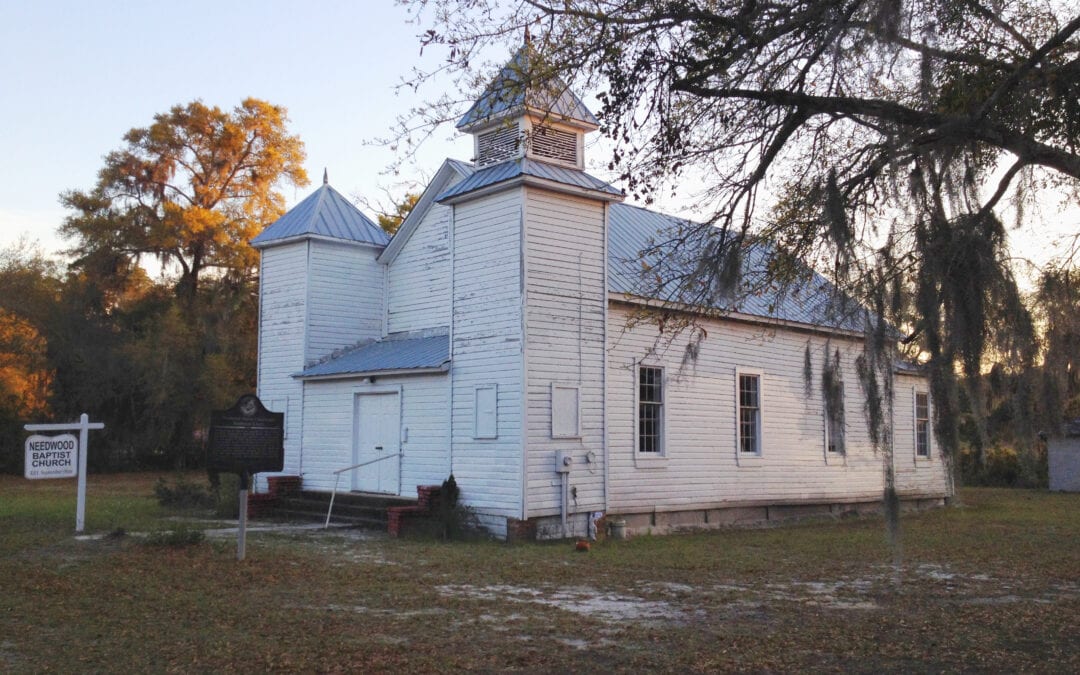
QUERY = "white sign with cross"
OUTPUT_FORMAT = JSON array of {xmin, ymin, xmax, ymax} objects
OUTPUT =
[{"xmin": 24, "ymin": 414, "xmax": 105, "ymax": 533}]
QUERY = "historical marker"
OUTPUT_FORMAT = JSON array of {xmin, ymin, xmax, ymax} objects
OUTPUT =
[
  {"xmin": 208, "ymin": 394, "xmax": 283, "ymax": 560},
  {"xmin": 207, "ymin": 394, "xmax": 284, "ymax": 475}
]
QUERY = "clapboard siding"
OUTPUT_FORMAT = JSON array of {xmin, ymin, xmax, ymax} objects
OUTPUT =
[
  {"xmin": 523, "ymin": 188, "xmax": 607, "ymax": 518},
  {"xmin": 387, "ymin": 203, "xmax": 452, "ymax": 334},
  {"xmin": 297, "ymin": 374, "xmax": 450, "ymax": 495},
  {"xmin": 306, "ymin": 240, "xmax": 384, "ymax": 362},
  {"xmin": 893, "ymin": 373, "xmax": 950, "ymax": 496},
  {"xmin": 256, "ymin": 242, "xmax": 308, "ymax": 484},
  {"xmin": 450, "ymin": 190, "xmax": 523, "ymax": 526},
  {"xmin": 606, "ymin": 305, "xmax": 950, "ymax": 512}
]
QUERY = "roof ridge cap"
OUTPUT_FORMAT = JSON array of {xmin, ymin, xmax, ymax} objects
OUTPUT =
[{"xmin": 309, "ymin": 182, "xmax": 332, "ymax": 231}]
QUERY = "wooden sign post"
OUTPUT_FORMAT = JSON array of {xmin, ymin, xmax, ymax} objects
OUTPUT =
[
  {"xmin": 24, "ymin": 414, "xmax": 105, "ymax": 533},
  {"xmin": 207, "ymin": 394, "xmax": 283, "ymax": 560}
]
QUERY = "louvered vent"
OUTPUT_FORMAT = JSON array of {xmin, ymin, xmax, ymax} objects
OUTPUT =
[
  {"xmin": 477, "ymin": 126, "xmax": 521, "ymax": 166},
  {"xmin": 530, "ymin": 126, "xmax": 578, "ymax": 166}
]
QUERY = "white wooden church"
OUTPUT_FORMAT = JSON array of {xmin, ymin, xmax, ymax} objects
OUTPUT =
[{"xmin": 252, "ymin": 53, "xmax": 950, "ymax": 538}]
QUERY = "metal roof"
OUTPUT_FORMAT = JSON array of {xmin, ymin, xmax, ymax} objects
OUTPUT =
[
  {"xmin": 442, "ymin": 158, "xmax": 477, "ymax": 177},
  {"xmin": 457, "ymin": 48, "xmax": 600, "ymax": 130},
  {"xmin": 437, "ymin": 158, "xmax": 622, "ymax": 202},
  {"xmin": 298, "ymin": 334, "xmax": 449, "ymax": 379},
  {"xmin": 607, "ymin": 203, "xmax": 869, "ymax": 332},
  {"xmin": 251, "ymin": 183, "xmax": 391, "ymax": 248},
  {"xmin": 893, "ymin": 360, "xmax": 926, "ymax": 375}
]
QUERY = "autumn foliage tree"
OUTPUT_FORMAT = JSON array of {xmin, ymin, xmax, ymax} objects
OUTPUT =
[
  {"xmin": 0, "ymin": 243, "xmax": 59, "ymax": 472},
  {"xmin": 61, "ymin": 98, "xmax": 307, "ymax": 300},
  {"xmin": 376, "ymin": 192, "xmax": 421, "ymax": 235},
  {"xmin": 0, "ymin": 98, "xmax": 311, "ymax": 470}
]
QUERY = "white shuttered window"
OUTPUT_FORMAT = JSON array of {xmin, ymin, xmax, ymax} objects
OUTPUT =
[{"xmin": 474, "ymin": 385, "xmax": 498, "ymax": 439}]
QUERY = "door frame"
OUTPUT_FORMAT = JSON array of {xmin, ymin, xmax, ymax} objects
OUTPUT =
[{"xmin": 351, "ymin": 385, "xmax": 403, "ymax": 494}]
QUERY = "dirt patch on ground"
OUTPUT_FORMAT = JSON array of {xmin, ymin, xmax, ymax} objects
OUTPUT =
[
  {"xmin": 434, "ymin": 561, "xmax": 1079, "ymax": 628},
  {"xmin": 439, "ymin": 583, "xmax": 697, "ymax": 623}
]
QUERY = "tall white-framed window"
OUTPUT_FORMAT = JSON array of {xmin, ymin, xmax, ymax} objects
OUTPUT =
[
  {"xmin": 825, "ymin": 383, "xmax": 845, "ymax": 456},
  {"xmin": 474, "ymin": 384, "xmax": 498, "ymax": 439},
  {"xmin": 637, "ymin": 365, "xmax": 664, "ymax": 454},
  {"xmin": 915, "ymin": 390, "xmax": 930, "ymax": 458},
  {"xmin": 551, "ymin": 383, "xmax": 581, "ymax": 439},
  {"xmin": 737, "ymin": 370, "xmax": 763, "ymax": 456}
]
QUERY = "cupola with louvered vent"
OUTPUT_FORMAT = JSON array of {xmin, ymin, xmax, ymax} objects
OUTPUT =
[{"xmin": 458, "ymin": 47, "xmax": 598, "ymax": 170}]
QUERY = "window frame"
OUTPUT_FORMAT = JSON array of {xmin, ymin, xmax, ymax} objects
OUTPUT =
[
  {"xmin": 824, "ymin": 381, "xmax": 846, "ymax": 461},
  {"xmin": 736, "ymin": 368, "xmax": 764, "ymax": 461},
  {"xmin": 473, "ymin": 384, "xmax": 498, "ymax": 440},
  {"xmin": 914, "ymin": 389, "xmax": 931, "ymax": 459},
  {"xmin": 636, "ymin": 364, "xmax": 665, "ymax": 457},
  {"xmin": 551, "ymin": 383, "xmax": 581, "ymax": 439}
]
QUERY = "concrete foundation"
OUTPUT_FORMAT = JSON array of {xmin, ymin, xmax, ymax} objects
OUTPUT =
[{"xmin": 517, "ymin": 496, "xmax": 948, "ymax": 540}]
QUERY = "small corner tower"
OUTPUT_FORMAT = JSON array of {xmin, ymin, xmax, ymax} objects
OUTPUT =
[{"xmin": 250, "ymin": 179, "xmax": 390, "ymax": 482}]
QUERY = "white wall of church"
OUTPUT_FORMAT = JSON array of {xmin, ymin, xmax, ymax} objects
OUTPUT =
[
  {"xmin": 296, "ymin": 374, "xmax": 450, "ymax": 496},
  {"xmin": 306, "ymin": 239, "xmax": 384, "ymax": 362},
  {"xmin": 386, "ymin": 203, "xmax": 452, "ymax": 334},
  {"xmin": 604, "ymin": 304, "xmax": 950, "ymax": 515},
  {"xmin": 448, "ymin": 189, "xmax": 525, "ymax": 531},
  {"xmin": 522, "ymin": 187, "xmax": 608, "ymax": 519},
  {"xmin": 256, "ymin": 241, "xmax": 308, "ymax": 484}
]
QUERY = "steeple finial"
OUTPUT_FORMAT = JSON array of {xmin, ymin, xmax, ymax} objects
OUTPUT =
[
  {"xmin": 524, "ymin": 25, "xmax": 531, "ymax": 44},
  {"xmin": 323, "ymin": 168, "xmax": 328, "ymax": 185}
]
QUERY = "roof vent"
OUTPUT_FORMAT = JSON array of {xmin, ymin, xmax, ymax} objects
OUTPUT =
[
  {"xmin": 477, "ymin": 124, "xmax": 522, "ymax": 166},
  {"xmin": 529, "ymin": 125, "xmax": 578, "ymax": 166}
]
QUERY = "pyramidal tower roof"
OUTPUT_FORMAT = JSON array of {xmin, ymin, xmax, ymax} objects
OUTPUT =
[
  {"xmin": 251, "ymin": 179, "xmax": 390, "ymax": 249},
  {"xmin": 456, "ymin": 47, "xmax": 600, "ymax": 132}
]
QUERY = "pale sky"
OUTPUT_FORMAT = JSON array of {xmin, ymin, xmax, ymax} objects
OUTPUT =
[
  {"xmin": 0, "ymin": 0, "xmax": 474, "ymax": 256},
  {"xmin": 0, "ymin": 1, "xmax": 1074, "ymax": 285}
]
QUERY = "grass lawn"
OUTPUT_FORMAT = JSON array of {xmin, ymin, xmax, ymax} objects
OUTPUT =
[{"xmin": 1, "ymin": 474, "xmax": 1077, "ymax": 672}]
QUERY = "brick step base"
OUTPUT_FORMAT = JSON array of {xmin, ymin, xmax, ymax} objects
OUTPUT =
[{"xmin": 247, "ymin": 479, "xmax": 443, "ymax": 534}]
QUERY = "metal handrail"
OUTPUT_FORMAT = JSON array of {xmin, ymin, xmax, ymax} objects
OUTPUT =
[{"xmin": 324, "ymin": 453, "xmax": 402, "ymax": 528}]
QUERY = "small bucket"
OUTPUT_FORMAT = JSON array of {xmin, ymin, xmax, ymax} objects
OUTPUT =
[{"xmin": 609, "ymin": 519, "xmax": 628, "ymax": 540}]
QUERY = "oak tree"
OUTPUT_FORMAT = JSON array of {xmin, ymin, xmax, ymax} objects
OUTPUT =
[{"xmin": 61, "ymin": 98, "xmax": 308, "ymax": 300}]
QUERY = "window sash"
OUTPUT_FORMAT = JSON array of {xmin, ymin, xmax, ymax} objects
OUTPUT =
[
  {"xmin": 915, "ymin": 392, "xmax": 930, "ymax": 457},
  {"xmin": 638, "ymin": 366, "xmax": 663, "ymax": 454},
  {"xmin": 738, "ymin": 373, "xmax": 761, "ymax": 454},
  {"xmin": 826, "ymin": 383, "xmax": 844, "ymax": 454}
]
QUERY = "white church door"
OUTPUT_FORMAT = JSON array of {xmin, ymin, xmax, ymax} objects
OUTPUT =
[{"xmin": 352, "ymin": 392, "xmax": 401, "ymax": 494}]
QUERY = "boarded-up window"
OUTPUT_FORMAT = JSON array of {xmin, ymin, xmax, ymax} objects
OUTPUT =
[
  {"xmin": 638, "ymin": 366, "xmax": 663, "ymax": 453},
  {"xmin": 474, "ymin": 385, "xmax": 498, "ymax": 439},
  {"xmin": 915, "ymin": 391, "xmax": 930, "ymax": 457},
  {"xmin": 477, "ymin": 125, "xmax": 521, "ymax": 166},
  {"xmin": 530, "ymin": 125, "xmax": 578, "ymax": 165},
  {"xmin": 551, "ymin": 384, "xmax": 580, "ymax": 438}
]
